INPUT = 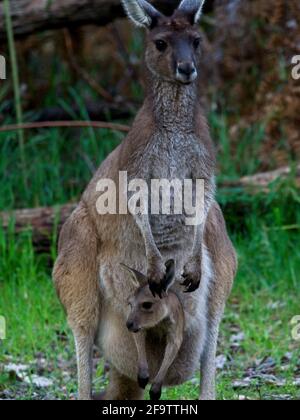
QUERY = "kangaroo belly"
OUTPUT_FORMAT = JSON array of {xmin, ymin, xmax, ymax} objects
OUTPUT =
[{"xmin": 151, "ymin": 214, "xmax": 194, "ymax": 255}]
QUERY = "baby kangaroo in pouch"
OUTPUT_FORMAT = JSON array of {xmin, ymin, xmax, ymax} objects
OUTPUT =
[{"xmin": 122, "ymin": 260, "xmax": 184, "ymax": 400}]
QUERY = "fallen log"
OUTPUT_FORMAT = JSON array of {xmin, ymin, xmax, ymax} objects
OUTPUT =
[
  {"xmin": 0, "ymin": 0, "xmax": 179, "ymax": 40},
  {"xmin": 1, "ymin": 164, "xmax": 299, "ymax": 252},
  {"xmin": 0, "ymin": 203, "xmax": 77, "ymax": 252},
  {"xmin": 222, "ymin": 164, "xmax": 300, "ymax": 192}
]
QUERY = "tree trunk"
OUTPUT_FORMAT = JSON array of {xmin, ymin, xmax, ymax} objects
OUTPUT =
[{"xmin": 0, "ymin": 0, "xmax": 179, "ymax": 40}]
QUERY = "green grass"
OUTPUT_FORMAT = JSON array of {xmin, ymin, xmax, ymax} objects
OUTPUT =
[
  {"xmin": 0, "ymin": 111, "xmax": 299, "ymax": 400},
  {"xmin": 1, "ymin": 205, "xmax": 299, "ymax": 400},
  {"xmin": 0, "ymin": 126, "xmax": 122, "ymax": 210}
]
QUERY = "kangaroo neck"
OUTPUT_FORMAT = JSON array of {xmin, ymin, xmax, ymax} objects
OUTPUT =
[{"xmin": 145, "ymin": 74, "xmax": 198, "ymax": 132}]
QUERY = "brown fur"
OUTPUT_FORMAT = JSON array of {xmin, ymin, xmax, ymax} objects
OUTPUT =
[
  {"xmin": 53, "ymin": 0, "xmax": 237, "ymax": 401},
  {"xmin": 124, "ymin": 265, "xmax": 185, "ymax": 399}
]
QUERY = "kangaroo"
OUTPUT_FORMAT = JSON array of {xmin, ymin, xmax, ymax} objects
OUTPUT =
[
  {"xmin": 53, "ymin": 0, "xmax": 237, "ymax": 401},
  {"xmin": 122, "ymin": 260, "xmax": 184, "ymax": 400}
]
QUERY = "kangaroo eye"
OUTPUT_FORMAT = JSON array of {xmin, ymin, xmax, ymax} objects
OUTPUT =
[
  {"xmin": 142, "ymin": 302, "xmax": 153, "ymax": 310},
  {"xmin": 193, "ymin": 38, "xmax": 201, "ymax": 49},
  {"xmin": 155, "ymin": 40, "xmax": 168, "ymax": 52}
]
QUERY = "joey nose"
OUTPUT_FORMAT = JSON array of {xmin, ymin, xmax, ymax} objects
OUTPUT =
[
  {"xmin": 127, "ymin": 320, "xmax": 140, "ymax": 333},
  {"xmin": 126, "ymin": 321, "xmax": 134, "ymax": 331}
]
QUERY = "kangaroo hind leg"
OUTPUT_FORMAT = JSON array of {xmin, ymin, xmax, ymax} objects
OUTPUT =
[{"xmin": 53, "ymin": 203, "xmax": 101, "ymax": 400}]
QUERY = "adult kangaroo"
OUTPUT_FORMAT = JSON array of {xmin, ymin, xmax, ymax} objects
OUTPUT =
[{"xmin": 53, "ymin": 0, "xmax": 237, "ymax": 401}]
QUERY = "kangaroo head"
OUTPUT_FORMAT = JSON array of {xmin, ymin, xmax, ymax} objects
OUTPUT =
[
  {"xmin": 121, "ymin": 0, "xmax": 205, "ymax": 85},
  {"xmin": 120, "ymin": 260, "xmax": 176, "ymax": 333}
]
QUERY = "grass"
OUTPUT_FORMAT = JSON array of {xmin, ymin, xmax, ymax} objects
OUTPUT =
[
  {"xmin": 0, "ymin": 125, "xmax": 122, "ymax": 210},
  {"xmin": 0, "ymin": 97, "xmax": 299, "ymax": 399},
  {"xmin": 0, "ymin": 202, "xmax": 299, "ymax": 400},
  {"xmin": 3, "ymin": 0, "xmax": 26, "ymax": 187}
]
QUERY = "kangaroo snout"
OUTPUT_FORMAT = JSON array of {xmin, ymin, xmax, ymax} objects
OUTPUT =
[
  {"xmin": 126, "ymin": 320, "xmax": 140, "ymax": 333},
  {"xmin": 176, "ymin": 62, "xmax": 197, "ymax": 84}
]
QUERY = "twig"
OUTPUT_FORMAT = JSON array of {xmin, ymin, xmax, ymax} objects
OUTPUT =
[
  {"xmin": 33, "ymin": 101, "xmax": 135, "ymax": 122},
  {"xmin": 3, "ymin": 0, "xmax": 27, "ymax": 187},
  {"xmin": 0, "ymin": 121, "xmax": 130, "ymax": 134},
  {"xmin": 266, "ymin": 225, "xmax": 300, "ymax": 231},
  {"xmin": 63, "ymin": 29, "xmax": 114, "ymax": 103}
]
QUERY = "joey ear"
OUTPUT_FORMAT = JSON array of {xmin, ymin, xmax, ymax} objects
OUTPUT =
[
  {"xmin": 178, "ymin": 0, "xmax": 205, "ymax": 24},
  {"xmin": 121, "ymin": 0, "xmax": 163, "ymax": 28},
  {"xmin": 164, "ymin": 259, "xmax": 176, "ymax": 291},
  {"xmin": 120, "ymin": 263, "xmax": 147, "ymax": 288}
]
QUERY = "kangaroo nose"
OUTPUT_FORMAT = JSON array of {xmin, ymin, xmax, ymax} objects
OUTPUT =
[
  {"xmin": 127, "ymin": 320, "xmax": 140, "ymax": 333},
  {"xmin": 177, "ymin": 62, "xmax": 196, "ymax": 77}
]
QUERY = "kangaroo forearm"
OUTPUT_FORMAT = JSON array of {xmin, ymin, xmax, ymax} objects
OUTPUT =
[
  {"xmin": 132, "ymin": 213, "xmax": 168, "ymax": 297},
  {"xmin": 191, "ymin": 191, "xmax": 215, "ymax": 258},
  {"xmin": 134, "ymin": 214, "xmax": 162, "ymax": 261}
]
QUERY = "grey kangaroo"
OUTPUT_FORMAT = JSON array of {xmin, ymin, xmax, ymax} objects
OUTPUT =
[
  {"xmin": 53, "ymin": 0, "xmax": 237, "ymax": 400},
  {"xmin": 122, "ymin": 260, "xmax": 184, "ymax": 400}
]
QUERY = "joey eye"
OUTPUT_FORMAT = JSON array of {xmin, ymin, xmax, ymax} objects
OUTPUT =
[
  {"xmin": 155, "ymin": 40, "xmax": 168, "ymax": 52},
  {"xmin": 142, "ymin": 302, "xmax": 153, "ymax": 310},
  {"xmin": 193, "ymin": 38, "xmax": 201, "ymax": 49}
]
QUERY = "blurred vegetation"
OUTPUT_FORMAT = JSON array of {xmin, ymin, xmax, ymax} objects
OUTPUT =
[{"xmin": 1, "ymin": 0, "xmax": 300, "ymax": 172}]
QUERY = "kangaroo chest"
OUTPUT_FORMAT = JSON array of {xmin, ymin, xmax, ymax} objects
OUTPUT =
[
  {"xmin": 145, "ymin": 130, "xmax": 208, "ymax": 180},
  {"xmin": 135, "ymin": 130, "xmax": 212, "ymax": 254}
]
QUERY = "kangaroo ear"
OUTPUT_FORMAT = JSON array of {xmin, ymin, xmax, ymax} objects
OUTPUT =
[
  {"xmin": 164, "ymin": 259, "xmax": 176, "ymax": 292},
  {"xmin": 178, "ymin": 0, "xmax": 205, "ymax": 24},
  {"xmin": 121, "ymin": 0, "xmax": 163, "ymax": 28},
  {"xmin": 120, "ymin": 263, "xmax": 147, "ymax": 288}
]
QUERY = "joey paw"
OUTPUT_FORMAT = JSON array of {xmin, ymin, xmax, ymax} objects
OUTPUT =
[
  {"xmin": 138, "ymin": 371, "xmax": 150, "ymax": 389},
  {"xmin": 149, "ymin": 383, "xmax": 162, "ymax": 401}
]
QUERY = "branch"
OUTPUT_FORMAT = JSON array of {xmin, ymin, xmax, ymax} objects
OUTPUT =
[
  {"xmin": 0, "ymin": 100, "xmax": 137, "ymax": 124},
  {"xmin": 222, "ymin": 164, "xmax": 300, "ymax": 191},
  {"xmin": 0, "ymin": 121, "xmax": 130, "ymax": 134},
  {"xmin": 0, "ymin": 0, "xmax": 180, "ymax": 40}
]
